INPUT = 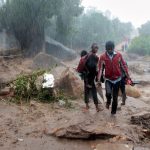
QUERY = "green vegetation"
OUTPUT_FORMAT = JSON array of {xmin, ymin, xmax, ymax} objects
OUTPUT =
[
  {"xmin": 0, "ymin": 0, "xmax": 83, "ymax": 54},
  {"xmin": 69, "ymin": 10, "xmax": 133, "ymax": 49},
  {"xmin": 128, "ymin": 35, "xmax": 150, "ymax": 55},
  {"xmin": 47, "ymin": 9, "xmax": 133, "ymax": 49},
  {"xmin": 37, "ymin": 88, "xmax": 74, "ymax": 109},
  {"xmin": 12, "ymin": 70, "xmax": 46, "ymax": 103},
  {"xmin": 10, "ymin": 70, "xmax": 73, "ymax": 108},
  {"xmin": 128, "ymin": 21, "xmax": 150, "ymax": 56},
  {"xmin": 55, "ymin": 0, "xmax": 83, "ymax": 45},
  {"xmin": 0, "ymin": 0, "xmax": 133, "ymax": 53},
  {"xmin": 139, "ymin": 21, "xmax": 150, "ymax": 36}
]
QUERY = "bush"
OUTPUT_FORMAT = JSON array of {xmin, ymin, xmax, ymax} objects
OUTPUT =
[
  {"xmin": 128, "ymin": 35, "xmax": 150, "ymax": 56},
  {"xmin": 12, "ymin": 70, "xmax": 46, "ymax": 103},
  {"xmin": 11, "ymin": 70, "xmax": 73, "ymax": 108}
]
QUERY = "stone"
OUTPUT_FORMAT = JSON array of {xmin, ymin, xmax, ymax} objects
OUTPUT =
[
  {"xmin": 0, "ymin": 87, "xmax": 11, "ymax": 96},
  {"xmin": 50, "ymin": 115, "xmax": 141, "ymax": 142},
  {"xmin": 96, "ymin": 143, "xmax": 134, "ymax": 150},
  {"xmin": 32, "ymin": 52, "xmax": 63, "ymax": 69},
  {"xmin": 56, "ymin": 68, "xmax": 83, "ymax": 98},
  {"xmin": 45, "ymin": 36, "xmax": 77, "ymax": 60},
  {"xmin": 50, "ymin": 124, "xmax": 119, "ymax": 139},
  {"xmin": 142, "ymin": 129, "xmax": 150, "ymax": 139},
  {"xmin": 119, "ymin": 85, "xmax": 141, "ymax": 98},
  {"xmin": 131, "ymin": 111, "xmax": 150, "ymax": 129},
  {"xmin": 126, "ymin": 85, "xmax": 141, "ymax": 98}
]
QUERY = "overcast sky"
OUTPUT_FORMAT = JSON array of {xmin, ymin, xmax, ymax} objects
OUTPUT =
[{"xmin": 82, "ymin": 0, "xmax": 150, "ymax": 28}]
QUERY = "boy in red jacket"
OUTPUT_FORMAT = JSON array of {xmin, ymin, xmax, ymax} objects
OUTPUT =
[{"xmin": 97, "ymin": 41, "xmax": 130, "ymax": 115}]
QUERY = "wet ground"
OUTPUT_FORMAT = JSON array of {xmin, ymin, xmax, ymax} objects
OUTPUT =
[{"xmin": 0, "ymin": 54, "xmax": 150, "ymax": 150}]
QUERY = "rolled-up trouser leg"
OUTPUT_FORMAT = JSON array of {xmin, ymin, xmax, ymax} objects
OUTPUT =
[
  {"xmin": 111, "ymin": 81, "xmax": 120, "ymax": 114},
  {"xmin": 105, "ymin": 81, "xmax": 112, "ymax": 105}
]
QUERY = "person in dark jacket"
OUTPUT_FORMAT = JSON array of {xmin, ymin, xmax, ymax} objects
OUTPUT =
[
  {"xmin": 97, "ymin": 41, "xmax": 130, "ymax": 115},
  {"xmin": 77, "ymin": 43, "xmax": 100, "ymax": 112}
]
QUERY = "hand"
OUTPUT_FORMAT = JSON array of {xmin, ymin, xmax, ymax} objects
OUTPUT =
[
  {"xmin": 96, "ymin": 81, "xmax": 102, "ymax": 86},
  {"xmin": 126, "ymin": 78, "xmax": 133, "ymax": 86},
  {"xmin": 129, "ymin": 78, "xmax": 134, "ymax": 86}
]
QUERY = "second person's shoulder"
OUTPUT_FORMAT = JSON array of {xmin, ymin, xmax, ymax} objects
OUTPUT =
[{"xmin": 99, "ymin": 51, "xmax": 107, "ymax": 59}]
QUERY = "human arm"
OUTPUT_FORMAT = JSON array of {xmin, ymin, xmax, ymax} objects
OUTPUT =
[{"xmin": 97, "ymin": 55, "xmax": 104, "ymax": 83}]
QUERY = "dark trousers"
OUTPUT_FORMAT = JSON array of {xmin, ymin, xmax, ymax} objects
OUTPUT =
[
  {"xmin": 105, "ymin": 80, "xmax": 120, "ymax": 114},
  {"xmin": 84, "ymin": 73, "xmax": 98, "ymax": 105},
  {"xmin": 120, "ymin": 77, "xmax": 126, "ymax": 103}
]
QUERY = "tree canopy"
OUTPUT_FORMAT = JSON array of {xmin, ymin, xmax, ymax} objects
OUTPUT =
[
  {"xmin": 67, "ymin": 10, "xmax": 133, "ymax": 49},
  {"xmin": 128, "ymin": 21, "xmax": 150, "ymax": 55},
  {"xmin": 0, "ymin": 0, "xmax": 83, "ymax": 53},
  {"xmin": 0, "ymin": 1, "xmax": 133, "ymax": 54},
  {"xmin": 139, "ymin": 21, "xmax": 150, "ymax": 36}
]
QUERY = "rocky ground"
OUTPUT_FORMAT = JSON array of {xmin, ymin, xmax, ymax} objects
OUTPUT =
[{"xmin": 0, "ymin": 53, "xmax": 150, "ymax": 150}]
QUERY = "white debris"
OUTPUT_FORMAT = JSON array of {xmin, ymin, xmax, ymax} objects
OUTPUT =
[
  {"xmin": 58, "ymin": 100, "xmax": 66, "ymax": 106},
  {"xmin": 18, "ymin": 138, "xmax": 24, "ymax": 142},
  {"xmin": 42, "ymin": 73, "xmax": 55, "ymax": 88}
]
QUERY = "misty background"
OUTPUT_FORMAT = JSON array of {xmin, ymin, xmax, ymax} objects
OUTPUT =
[{"xmin": 0, "ymin": 0, "xmax": 150, "ymax": 56}]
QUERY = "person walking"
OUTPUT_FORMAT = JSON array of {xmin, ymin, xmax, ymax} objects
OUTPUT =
[
  {"xmin": 97, "ymin": 41, "xmax": 131, "ymax": 115},
  {"xmin": 77, "ymin": 43, "xmax": 100, "ymax": 112},
  {"xmin": 120, "ymin": 61, "xmax": 128, "ymax": 105}
]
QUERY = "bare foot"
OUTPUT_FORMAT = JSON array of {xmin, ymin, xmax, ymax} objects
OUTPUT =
[
  {"xmin": 82, "ymin": 104, "xmax": 90, "ymax": 113},
  {"xmin": 86, "ymin": 103, "xmax": 90, "ymax": 110},
  {"xmin": 95, "ymin": 105, "xmax": 103, "ymax": 112}
]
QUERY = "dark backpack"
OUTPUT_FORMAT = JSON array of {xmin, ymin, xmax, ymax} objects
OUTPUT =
[{"xmin": 85, "ymin": 53, "xmax": 99, "ymax": 74}]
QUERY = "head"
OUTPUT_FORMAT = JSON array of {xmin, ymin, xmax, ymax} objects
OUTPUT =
[
  {"xmin": 91, "ymin": 43, "xmax": 99, "ymax": 53},
  {"xmin": 105, "ymin": 41, "xmax": 115, "ymax": 55},
  {"xmin": 80, "ymin": 50, "xmax": 88, "ymax": 57}
]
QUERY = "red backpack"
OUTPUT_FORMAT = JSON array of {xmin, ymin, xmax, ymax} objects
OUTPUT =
[{"xmin": 76, "ymin": 54, "xmax": 91, "ymax": 73}]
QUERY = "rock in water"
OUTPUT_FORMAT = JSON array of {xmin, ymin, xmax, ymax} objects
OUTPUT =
[{"xmin": 96, "ymin": 143, "xmax": 134, "ymax": 150}]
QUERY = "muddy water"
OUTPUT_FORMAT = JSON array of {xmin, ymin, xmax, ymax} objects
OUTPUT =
[
  {"xmin": 0, "ymin": 97, "xmax": 150, "ymax": 150},
  {"xmin": 0, "ymin": 56, "xmax": 150, "ymax": 150},
  {"xmin": 0, "ymin": 102, "xmax": 113, "ymax": 150}
]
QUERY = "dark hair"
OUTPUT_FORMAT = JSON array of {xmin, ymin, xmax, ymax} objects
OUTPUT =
[
  {"xmin": 91, "ymin": 43, "xmax": 99, "ymax": 50},
  {"xmin": 105, "ymin": 41, "xmax": 115, "ymax": 50},
  {"xmin": 80, "ymin": 50, "xmax": 88, "ymax": 57}
]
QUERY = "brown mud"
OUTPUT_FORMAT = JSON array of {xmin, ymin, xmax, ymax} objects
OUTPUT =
[{"xmin": 0, "ymin": 53, "xmax": 150, "ymax": 150}]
